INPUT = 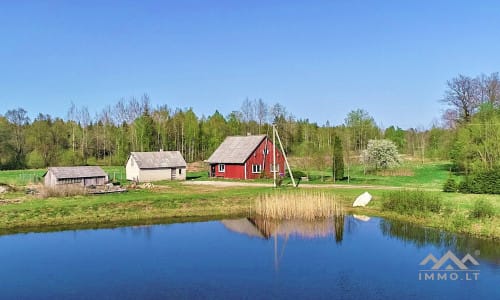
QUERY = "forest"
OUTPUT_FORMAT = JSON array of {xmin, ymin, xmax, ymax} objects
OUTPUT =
[{"xmin": 0, "ymin": 72, "xmax": 499, "ymax": 178}]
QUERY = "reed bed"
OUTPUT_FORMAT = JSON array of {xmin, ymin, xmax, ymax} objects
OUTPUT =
[{"xmin": 255, "ymin": 191, "xmax": 344, "ymax": 221}]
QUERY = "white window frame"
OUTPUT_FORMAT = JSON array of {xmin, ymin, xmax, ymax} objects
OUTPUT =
[
  {"xmin": 271, "ymin": 163, "xmax": 280, "ymax": 173},
  {"xmin": 252, "ymin": 164, "xmax": 262, "ymax": 174},
  {"xmin": 218, "ymin": 164, "xmax": 225, "ymax": 173}
]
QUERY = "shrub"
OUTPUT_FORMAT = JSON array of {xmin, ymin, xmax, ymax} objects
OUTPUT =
[
  {"xmin": 287, "ymin": 170, "xmax": 306, "ymax": 179},
  {"xmin": 459, "ymin": 169, "xmax": 500, "ymax": 194},
  {"xmin": 443, "ymin": 178, "xmax": 458, "ymax": 192},
  {"xmin": 361, "ymin": 139, "xmax": 401, "ymax": 169},
  {"xmin": 470, "ymin": 199, "xmax": 495, "ymax": 219},
  {"xmin": 458, "ymin": 180, "xmax": 471, "ymax": 193},
  {"xmin": 382, "ymin": 190, "xmax": 442, "ymax": 215}
]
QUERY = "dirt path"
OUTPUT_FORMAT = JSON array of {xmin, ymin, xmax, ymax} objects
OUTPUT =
[{"xmin": 183, "ymin": 180, "xmax": 407, "ymax": 190}]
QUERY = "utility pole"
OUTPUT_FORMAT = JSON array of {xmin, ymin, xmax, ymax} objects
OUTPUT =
[{"xmin": 273, "ymin": 124, "xmax": 277, "ymax": 188}]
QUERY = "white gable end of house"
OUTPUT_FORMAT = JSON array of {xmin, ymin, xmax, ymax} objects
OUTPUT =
[{"xmin": 125, "ymin": 151, "xmax": 187, "ymax": 182}]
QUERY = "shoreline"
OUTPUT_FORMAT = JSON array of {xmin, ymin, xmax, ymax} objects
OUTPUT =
[{"xmin": 0, "ymin": 182, "xmax": 498, "ymax": 239}]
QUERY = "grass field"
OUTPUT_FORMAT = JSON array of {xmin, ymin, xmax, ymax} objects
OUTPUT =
[{"xmin": 0, "ymin": 161, "xmax": 498, "ymax": 239}]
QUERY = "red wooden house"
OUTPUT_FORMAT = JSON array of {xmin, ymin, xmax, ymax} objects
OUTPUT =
[{"xmin": 206, "ymin": 135, "xmax": 285, "ymax": 180}]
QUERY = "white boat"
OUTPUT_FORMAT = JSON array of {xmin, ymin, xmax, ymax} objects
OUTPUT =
[{"xmin": 352, "ymin": 192, "xmax": 372, "ymax": 207}]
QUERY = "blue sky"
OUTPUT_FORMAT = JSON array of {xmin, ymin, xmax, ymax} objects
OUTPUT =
[{"xmin": 1, "ymin": 0, "xmax": 500, "ymax": 129}]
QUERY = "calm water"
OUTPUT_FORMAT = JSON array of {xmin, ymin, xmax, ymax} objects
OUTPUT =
[{"xmin": 0, "ymin": 216, "xmax": 498, "ymax": 299}]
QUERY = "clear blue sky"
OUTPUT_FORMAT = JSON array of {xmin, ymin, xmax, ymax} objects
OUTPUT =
[{"xmin": 2, "ymin": 0, "xmax": 500, "ymax": 129}]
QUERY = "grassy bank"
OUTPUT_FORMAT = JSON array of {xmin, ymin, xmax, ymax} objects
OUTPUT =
[
  {"xmin": 0, "ymin": 183, "xmax": 266, "ymax": 234},
  {"xmin": 0, "ymin": 162, "xmax": 498, "ymax": 239},
  {"xmin": 0, "ymin": 181, "xmax": 498, "ymax": 239}
]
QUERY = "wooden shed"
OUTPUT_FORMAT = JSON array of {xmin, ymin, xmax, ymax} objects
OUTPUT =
[
  {"xmin": 126, "ymin": 151, "xmax": 187, "ymax": 182},
  {"xmin": 206, "ymin": 135, "xmax": 285, "ymax": 180},
  {"xmin": 44, "ymin": 166, "xmax": 108, "ymax": 187}
]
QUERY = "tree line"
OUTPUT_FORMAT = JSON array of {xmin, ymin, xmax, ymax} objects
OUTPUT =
[{"xmin": 1, "ymin": 72, "xmax": 498, "ymax": 175}]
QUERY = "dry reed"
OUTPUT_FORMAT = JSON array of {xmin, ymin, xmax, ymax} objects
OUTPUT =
[
  {"xmin": 255, "ymin": 191, "xmax": 344, "ymax": 221},
  {"xmin": 39, "ymin": 185, "xmax": 87, "ymax": 198}
]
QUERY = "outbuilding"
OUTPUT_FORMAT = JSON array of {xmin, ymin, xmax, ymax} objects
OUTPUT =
[
  {"xmin": 206, "ymin": 135, "xmax": 285, "ymax": 180},
  {"xmin": 44, "ymin": 166, "xmax": 108, "ymax": 187},
  {"xmin": 126, "ymin": 151, "xmax": 187, "ymax": 182}
]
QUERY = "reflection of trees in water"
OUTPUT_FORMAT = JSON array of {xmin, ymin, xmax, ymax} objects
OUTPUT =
[{"xmin": 379, "ymin": 219, "xmax": 500, "ymax": 264}]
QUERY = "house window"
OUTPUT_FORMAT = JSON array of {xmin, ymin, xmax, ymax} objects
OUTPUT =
[
  {"xmin": 179, "ymin": 168, "xmax": 182, "ymax": 175},
  {"xmin": 271, "ymin": 164, "xmax": 280, "ymax": 173},
  {"xmin": 252, "ymin": 164, "xmax": 262, "ymax": 173},
  {"xmin": 219, "ymin": 164, "xmax": 225, "ymax": 172}
]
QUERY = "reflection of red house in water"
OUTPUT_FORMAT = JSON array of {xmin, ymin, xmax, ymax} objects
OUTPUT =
[{"xmin": 206, "ymin": 135, "xmax": 285, "ymax": 180}]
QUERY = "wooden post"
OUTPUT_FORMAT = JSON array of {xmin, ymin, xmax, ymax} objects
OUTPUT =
[
  {"xmin": 274, "ymin": 125, "xmax": 297, "ymax": 187},
  {"xmin": 273, "ymin": 124, "xmax": 277, "ymax": 188}
]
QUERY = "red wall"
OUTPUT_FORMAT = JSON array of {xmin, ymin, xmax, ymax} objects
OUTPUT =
[{"xmin": 211, "ymin": 138, "xmax": 285, "ymax": 180}]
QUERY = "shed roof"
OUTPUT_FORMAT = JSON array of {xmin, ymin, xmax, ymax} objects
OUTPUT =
[
  {"xmin": 130, "ymin": 151, "xmax": 187, "ymax": 169},
  {"xmin": 46, "ymin": 166, "xmax": 107, "ymax": 179},
  {"xmin": 206, "ymin": 135, "xmax": 267, "ymax": 164}
]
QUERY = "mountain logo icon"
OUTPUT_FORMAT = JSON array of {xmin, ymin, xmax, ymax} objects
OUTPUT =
[{"xmin": 420, "ymin": 251, "xmax": 480, "ymax": 270}]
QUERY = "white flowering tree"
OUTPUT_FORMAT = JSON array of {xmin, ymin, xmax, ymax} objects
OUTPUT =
[{"xmin": 361, "ymin": 139, "xmax": 401, "ymax": 171}]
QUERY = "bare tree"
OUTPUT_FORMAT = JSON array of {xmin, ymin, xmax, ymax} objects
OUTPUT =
[
  {"xmin": 5, "ymin": 108, "xmax": 30, "ymax": 168},
  {"xmin": 255, "ymin": 98, "xmax": 268, "ymax": 134},
  {"xmin": 479, "ymin": 72, "xmax": 500, "ymax": 106},
  {"xmin": 442, "ymin": 74, "xmax": 481, "ymax": 123},
  {"xmin": 67, "ymin": 102, "xmax": 77, "ymax": 152},
  {"xmin": 76, "ymin": 106, "xmax": 91, "ymax": 163}
]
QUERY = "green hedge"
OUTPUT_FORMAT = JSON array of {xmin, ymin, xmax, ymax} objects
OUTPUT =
[
  {"xmin": 459, "ymin": 169, "xmax": 500, "ymax": 194},
  {"xmin": 382, "ymin": 190, "xmax": 442, "ymax": 215}
]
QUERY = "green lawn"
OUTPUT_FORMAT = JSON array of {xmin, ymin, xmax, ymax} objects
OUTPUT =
[
  {"xmin": 0, "ymin": 166, "xmax": 127, "ymax": 186},
  {"xmin": 1, "ymin": 161, "xmax": 498, "ymax": 239},
  {"xmin": 0, "ymin": 161, "xmax": 458, "ymax": 190},
  {"xmin": 303, "ymin": 161, "xmax": 461, "ymax": 190}
]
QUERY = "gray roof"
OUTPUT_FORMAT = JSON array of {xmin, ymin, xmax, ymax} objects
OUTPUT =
[
  {"xmin": 46, "ymin": 166, "xmax": 107, "ymax": 179},
  {"xmin": 130, "ymin": 151, "xmax": 187, "ymax": 169},
  {"xmin": 206, "ymin": 135, "xmax": 267, "ymax": 164}
]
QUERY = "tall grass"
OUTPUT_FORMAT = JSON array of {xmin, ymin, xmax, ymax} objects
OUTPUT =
[
  {"xmin": 470, "ymin": 199, "xmax": 495, "ymax": 219},
  {"xmin": 381, "ymin": 189, "xmax": 442, "ymax": 214},
  {"xmin": 39, "ymin": 185, "xmax": 86, "ymax": 198},
  {"xmin": 255, "ymin": 191, "xmax": 344, "ymax": 220}
]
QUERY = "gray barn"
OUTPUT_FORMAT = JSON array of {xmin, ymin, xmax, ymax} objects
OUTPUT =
[{"xmin": 44, "ymin": 166, "xmax": 108, "ymax": 187}]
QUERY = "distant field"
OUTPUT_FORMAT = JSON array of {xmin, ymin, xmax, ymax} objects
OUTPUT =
[
  {"xmin": 0, "ymin": 161, "xmax": 458, "ymax": 191},
  {"xmin": 0, "ymin": 166, "xmax": 127, "ymax": 186},
  {"xmin": 294, "ymin": 161, "xmax": 459, "ymax": 190}
]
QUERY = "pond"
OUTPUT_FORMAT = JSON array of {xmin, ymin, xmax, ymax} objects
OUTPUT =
[{"xmin": 0, "ymin": 216, "xmax": 498, "ymax": 299}]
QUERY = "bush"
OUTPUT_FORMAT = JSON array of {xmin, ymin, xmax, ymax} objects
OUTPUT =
[
  {"xmin": 443, "ymin": 178, "xmax": 457, "ymax": 192},
  {"xmin": 470, "ymin": 199, "xmax": 495, "ymax": 219},
  {"xmin": 458, "ymin": 180, "xmax": 471, "ymax": 193},
  {"xmin": 287, "ymin": 170, "xmax": 306, "ymax": 179},
  {"xmin": 382, "ymin": 190, "xmax": 442, "ymax": 215},
  {"xmin": 459, "ymin": 169, "xmax": 500, "ymax": 194}
]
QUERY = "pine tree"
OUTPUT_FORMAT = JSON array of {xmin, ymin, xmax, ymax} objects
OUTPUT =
[{"xmin": 332, "ymin": 135, "xmax": 344, "ymax": 182}]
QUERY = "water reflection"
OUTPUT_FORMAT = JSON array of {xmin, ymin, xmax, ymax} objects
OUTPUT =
[
  {"xmin": 222, "ymin": 215, "xmax": 346, "ymax": 243},
  {"xmin": 223, "ymin": 216, "xmax": 500, "ymax": 268},
  {"xmin": 379, "ymin": 218, "xmax": 500, "ymax": 264}
]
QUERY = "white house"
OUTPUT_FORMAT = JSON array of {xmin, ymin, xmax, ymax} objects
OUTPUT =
[{"xmin": 126, "ymin": 151, "xmax": 187, "ymax": 182}]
